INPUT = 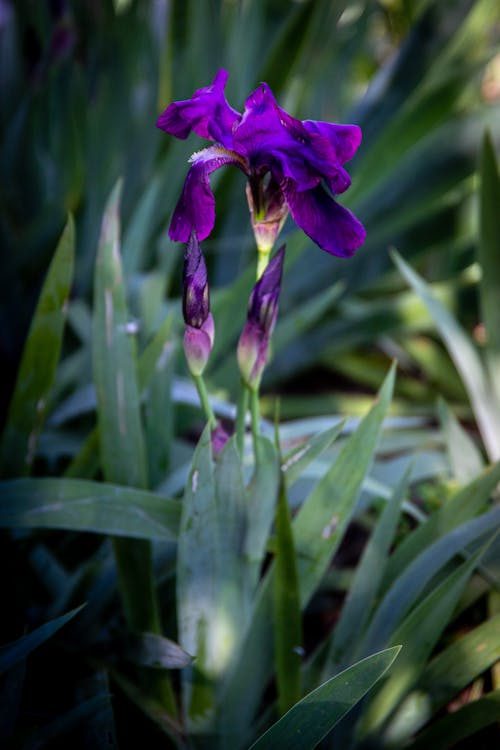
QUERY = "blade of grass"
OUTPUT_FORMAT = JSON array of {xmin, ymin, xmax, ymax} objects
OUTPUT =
[
  {"xmin": 408, "ymin": 689, "xmax": 500, "ymax": 750},
  {"xmin": 249, "ymin": 647, "xmax": 401, "ymax": 750},
  {"xmin": 0, "ymin": 217, "xmax": 75, "ymax": 477},
  {"xmin": 274, "ymin": 465, "xmax": 302, "ymax": 716},
  {"xmin": 359, "ymin": 544, "xmax": 491, "ymax": 736},
  {"xmin": 382, "ymin": 460, "xmax": 500, "ymax": 590},
  {"xmin": 392, "ymin": 249, "xmax": 500, "ymax": 461},
  {"xmin": 218, "ymin": 365, "xmax": 395, "ymax": 749},
  {"xmin": 0, "ymin": 478, "xmax": 181, "ymax": 541},
  {"xmin": 92, "ymin": 180, "xmax": 175, "ymax": 711},
  {"xmin": 360, "ymin": 506, "xmax": 500, "ymax": 656},
  {"xmin": 0, "ymin": 605, "xmax": 85, "ymax": 673},
  {"xmin": 324, "ymin": 469, "xmax": 409, "ymax": 674}
]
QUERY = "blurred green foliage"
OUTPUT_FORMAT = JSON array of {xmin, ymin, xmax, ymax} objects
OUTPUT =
[{"xmin": 1, "ymin": 1, "xmax": 500, "ymax": 748}]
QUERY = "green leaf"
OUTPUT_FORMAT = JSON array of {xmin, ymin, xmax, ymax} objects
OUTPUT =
[
  {"xmin": 392, "ymin": 249, "xmax": 500, "ymax": 461},
  {"xmin": 360, "ymin": 545, "xmax": 492, "ymax": 735},
  {"xmin": 437, "ymin": 396, "xmax": 484, "ymax": 481},
  {"xmin": 92, "ymin": 179, "xmax": 148, "ymax": 490},
  {"xmin": 383, "ymin": 460, "xmax": 500, "ymax": 590},
  {"xmin": 325, "ymin": 469, "xmax": 409, "ymax": 673},
  {"xmin": 293, "ymin": 363, "xmax": 395, "ymax": 606},
  {"xmin": 0, "ymin": 217, "xmax": 75, "ymax": 477},
  {"xmin": 0, "ymin": 605, "xmax": 84, "ymax": 673},
  {"xmin": 248, "ymin": 647, "xmax": 401, "ymax": 750},
  {"xmin": 214, "ymin": 437, "xmax": 253, "ymax": 659},
  {"xmin": 408, "ymin": 690, "xmax": 500, "ymax": 750},
  {"xmin": 280, "ymin": 421, "xmax": 345, "ymax": 489},
  {"xmin": 176, "ymin": 425, "xmax": 217, "ymax": 726},
  {"xmin": 0, "ymin": 478, "xmax": 181, "ymax": 541},
  {"xmin": 274, "ymin": 468, "xmax": 302, "ymax": 716},
  {"xmin": 218, "ymin": 366, "xmax": 395, "ymax": 748},
  {"xmin": 389, "ymin": 611, "xmax": 500, "ymax": 742},
  {"xmin": 361, "ymin": 506, "xmax": 500, "ymax": 656},
  {"xmin": 479, "ymin": 131, "xmax": 500, "ymax": 356},
  {"xmin": 244, "ymin": 436, "xmax": 280, "ymax": 591}
]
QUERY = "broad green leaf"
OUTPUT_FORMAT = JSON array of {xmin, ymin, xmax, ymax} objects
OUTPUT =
[
  {"xmin": 92, "ymin": 179, "xmax": 148, "ymax": 490},
  {"xmin": 294, "ymin": 363, "xmax": 395, "ymax": 605},
  {"xmin": 248, "ymin": 647, "xmax": 401, "ymax": 750},
  {"xmin": 64, "ymin": 314, "xmax": 176, "ymax": 481},
  {"xmin": 214, "ymin": 437, "xmax": 252, "ymax": 662},
  {"xmin": 274, "ymin": 469, "xmax": 302, "ymax": 715},
  {"xmin": 218, "ymin": 366, "xmax": 395, "ymax": 748},
  {"xmin": 176, "ymin": 425, "xmax": 218, "ymax": 726},
  {"xmin": 244, "ymin": 436, "xmax": 280, "ymax": 591},
  {"xmin": 0, "ymin": 605, "xmax": 84, "ymax": 673},
  {"xmin": 0, "ymin": 478, "xmax": 181, "ymax": 541},
  {"xmin": 360, "ymin": 546, "xmax": 490, "ymax": 734},
  {"xmin": 280, "ymin": 421, "xmax": 345, "ymax": 488},
  {"xmin": 408, "ymin": 690, "xmax": 500, "ymax": 750},
  {"xmin": 392, "ymin": 249, "xmax": 500, "ymax": 461},
  {"xmin": 388, "ymin": 611, "xmax": 500, "ymax": 742},
  {"xmin": 92, "ymin": 180, "xmax": 165, "ymax": 647},
  {"xmin": 382, "ymin": 460, "xmax": 500, "ymax": 590},
  {"xmin": 0, "ymin": 217, "xmax": 75, "ymax": 477},
  {"xmin": 325, "ymin": 470, "xmax": 409, "ymax": 673},
  {"xmin": 437, "ymin": 397, "xmax": 484, "ymax": 481},
  {"xmin": 360, "ymin": 506, "xmax": 500, "ymax": 655}
]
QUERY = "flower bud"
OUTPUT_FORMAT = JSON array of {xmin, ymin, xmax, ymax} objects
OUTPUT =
[
  {"xmin": 182, "ymin": 232, "xmax": 214, "ymax": 375},
  {"xmin": 246, "ymin": 176, "xmax": 289, "ymax": 258},
  {"xmin": 237, "ymin": 245, "xmax": 285, "ymax": 390}
]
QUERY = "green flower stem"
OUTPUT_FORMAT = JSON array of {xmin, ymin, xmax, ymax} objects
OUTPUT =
[
  {"xmin": 236, "ymin": 384, "xmax": 249, "ymax": 455},
  {"xmin": 192, "ymin": 373, "xmax": 217, "ymax": 430},
  {"xmin": 250, "ymin": 387, "xmax": 261, "ymax": 457}
]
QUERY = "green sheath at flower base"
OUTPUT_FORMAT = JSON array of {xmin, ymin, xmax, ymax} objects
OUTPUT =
[
  {"xmin": 237, "ymin": 245, "xmax": 285, "ymax": 390},
  {"xmin": 182, "ymin": 232, "xmax": 214, "ymax": 376},
  {"xmin": 245, "ymin": 181, "xmax": 288, "ymax": 276}
]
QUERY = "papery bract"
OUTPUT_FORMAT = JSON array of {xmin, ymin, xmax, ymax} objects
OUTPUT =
[{"xmin": 157, "ymin": 70, "xmax": 365, "ymax": 258}]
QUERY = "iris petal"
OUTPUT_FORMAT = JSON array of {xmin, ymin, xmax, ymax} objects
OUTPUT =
[
  {"xmin": 302, "ymin": 121, "xmax": 362, "ymax": 164},
  {"xmin": 157, "ymin": 69, "xmax": 240, "ymax": 147},
  {"xmin": 169, "ymin": 146, "xmax": 247, "ymax": 242},
  {"xmin": 283, "ymin": 181, "xmax": 366, "ymax": 257}
]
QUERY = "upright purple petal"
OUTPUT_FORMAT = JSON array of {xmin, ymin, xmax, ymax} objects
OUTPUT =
[
  {"xmin": 156, "ymin": 69, "xmax": 241, "ymax": 147},
  {"xmin": 237, "ymin": 83, "xmax": 341, "ymax": 191},
  {"xmin": 302, "ymin": 121, "xmax": 362, "ymax": 164},
  {"xmin": 283, "ymin": 181, "xmax": 366, "ymax": 257},
  {"xmin": 169, "ymin": 146, "xmax": 247, "ymax": 242}
]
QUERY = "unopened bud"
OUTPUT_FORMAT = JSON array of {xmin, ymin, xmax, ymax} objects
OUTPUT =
[
  {"xmin": 237, "ymin": 245, "xmax": 285, "ymax": 390},
  {"xmin": 182, "ymin": 232, "xmax": 214, "ymax": 375}
]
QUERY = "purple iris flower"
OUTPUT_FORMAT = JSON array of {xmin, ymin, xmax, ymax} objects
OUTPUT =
[
  {"xmin": 237, "ymin": 245, "xmax": 285, "ymax": 390},
  {"xmin": 157, "ymin": 69, "xmax": 365, "ymax": 257}
]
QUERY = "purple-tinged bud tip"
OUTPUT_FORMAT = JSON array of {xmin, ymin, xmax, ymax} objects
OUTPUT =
[
  {"xmin": 237, "ymin": 245, "xmax": 285, "ymax": 390},
  {"xmin": 183, "ymin": 232, "xmax": 210, "ymax": 328},
  {"xmin": 184, "ymin": 313, "xmax": 214, "ymax": 376}
]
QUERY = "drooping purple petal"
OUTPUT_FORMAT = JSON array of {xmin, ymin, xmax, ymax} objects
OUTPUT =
[
  {"xmin": 169, "ymin": 146, "xmax": 246, "ymax": 242},
  {"xmin": 302, "ymin": 121, "xmax": 362, "ymax": 164},
  {"xmin": 156, "ymin": 69, "xmax": 240, "ymax": 147},
  {"xmin": 283, "ymin": 181, "xmax": 366, "ymax": 257}
]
